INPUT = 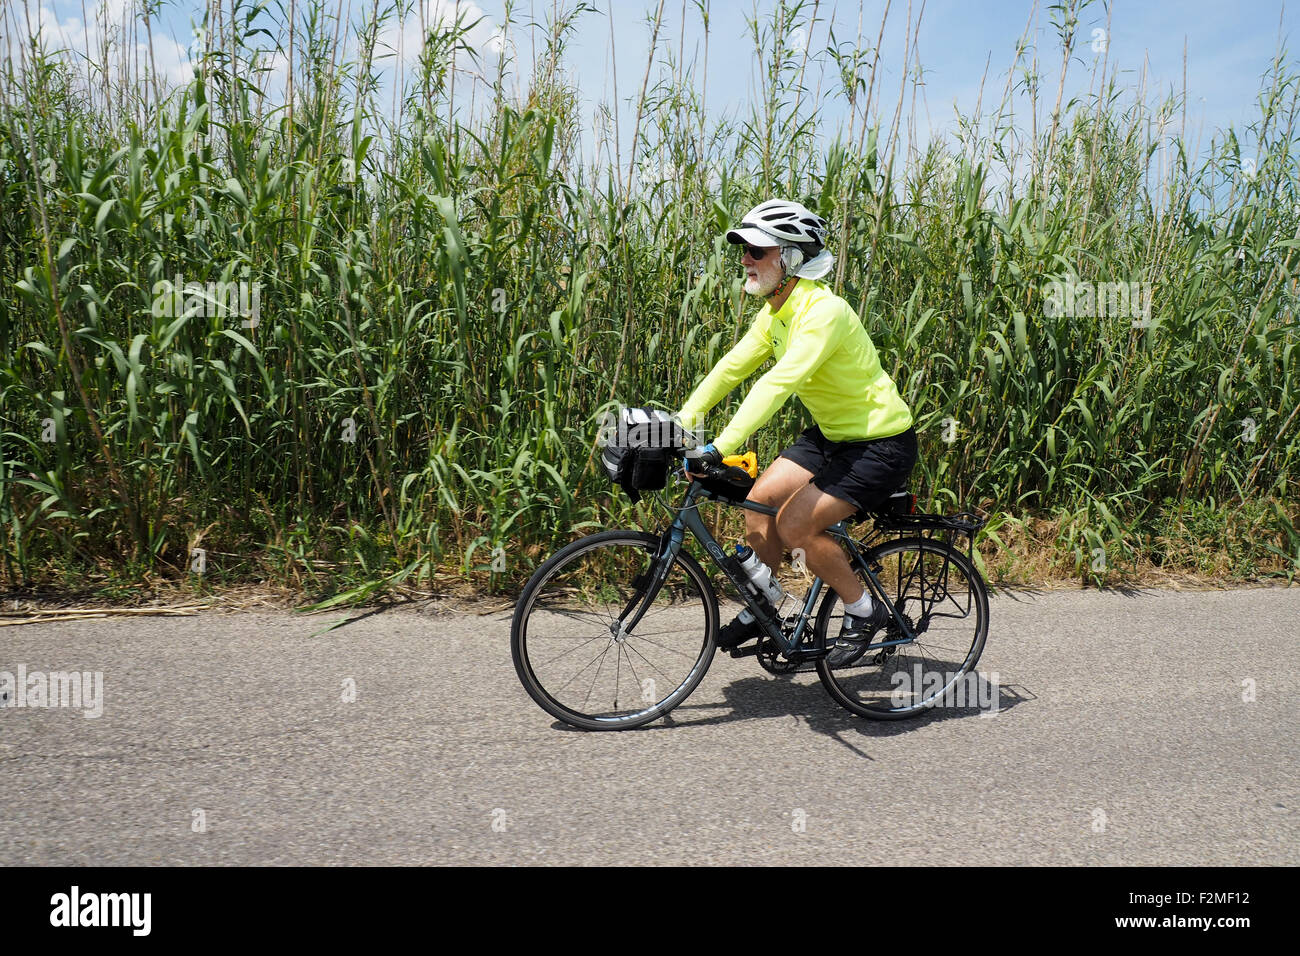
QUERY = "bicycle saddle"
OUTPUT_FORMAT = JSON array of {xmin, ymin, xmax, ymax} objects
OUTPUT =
[{"xmin": 852, "ymin": 487, "xmax": 916, "ymax": 523}]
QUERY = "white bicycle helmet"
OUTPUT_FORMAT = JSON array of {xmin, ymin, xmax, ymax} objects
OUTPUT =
[{"xmin": 725, "ymin": 199, "xmax": 835, "ymax": 280}]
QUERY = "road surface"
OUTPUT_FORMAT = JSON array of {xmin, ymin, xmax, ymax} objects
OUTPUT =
[{"xmin": 2, "ymin": 587, "xmax": 1297, "ymax": 865}]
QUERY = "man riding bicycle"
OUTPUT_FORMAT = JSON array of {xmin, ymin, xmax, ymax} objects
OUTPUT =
[{"xmin": 676, "ymin": 199, "xmax": 918, "ymax": 665}]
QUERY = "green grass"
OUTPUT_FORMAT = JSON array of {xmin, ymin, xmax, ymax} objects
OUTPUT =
[{"xmin": 1, "ymin": 0, "xmax": 1297, "ymax": 603}]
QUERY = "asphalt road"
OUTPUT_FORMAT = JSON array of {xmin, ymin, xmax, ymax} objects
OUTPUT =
[{"xmin": 2, "ymin": 587, "xmax": 1297, "ymax": 865}]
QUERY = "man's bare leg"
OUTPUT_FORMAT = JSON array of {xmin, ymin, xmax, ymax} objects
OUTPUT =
[
  {"xmin": 774, "ymin": 483, "xmax": 863, "ymax": 603},
  {"xmin": 743, "ymin": 457, "xmax": 814, "ymax": 569}
]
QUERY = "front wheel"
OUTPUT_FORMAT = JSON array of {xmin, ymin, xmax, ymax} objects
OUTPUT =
[
  {"xmin": 815, "ymin": 536, "xmax": 990, "ymax": 719},
  {"xmin": 511, "ymin": 530, "xmax": 719, "ymax": 730}
]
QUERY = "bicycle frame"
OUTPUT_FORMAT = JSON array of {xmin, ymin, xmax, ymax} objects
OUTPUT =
[{"xmin": 620, "ymin": 472, "xmax": 919, "ymax": 662}]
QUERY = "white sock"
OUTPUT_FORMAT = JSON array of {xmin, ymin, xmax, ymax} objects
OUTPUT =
[{"xmin": 843, "ymin": 593, "xmax": 875, "ymax": 618}]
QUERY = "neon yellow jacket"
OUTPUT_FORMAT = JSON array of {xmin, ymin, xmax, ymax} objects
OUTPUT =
[{"xmin": 676, "ymin": 280, "xmax": 913, "ymax": 456}]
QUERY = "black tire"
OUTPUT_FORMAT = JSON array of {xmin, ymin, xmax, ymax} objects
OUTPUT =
[
  {"xmin": 511, "ymin": 530, "xmax": 719, "ymax": 730},
  {"xmin": 815, "ymin": 536, "xmax": 990, "ymax": 719}
]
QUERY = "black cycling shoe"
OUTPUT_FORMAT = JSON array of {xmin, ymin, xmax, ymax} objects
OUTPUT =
[
  {"xmin": 715, "ymin": 613, "xmax": 763, "ymax": 649},
  {"xmin": 825, "ymin": 601, "xmax": 892, "ymax": 667}
]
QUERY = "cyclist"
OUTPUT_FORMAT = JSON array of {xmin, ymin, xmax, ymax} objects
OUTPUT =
[{"xmin": 677, "ymin": 199, "xmax": 918, "ymax": 664}]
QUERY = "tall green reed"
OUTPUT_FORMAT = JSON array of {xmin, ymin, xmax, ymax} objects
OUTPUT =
[{"xmin": 0, "ymin": 0, "xmax": 1296, "ymax": 598}]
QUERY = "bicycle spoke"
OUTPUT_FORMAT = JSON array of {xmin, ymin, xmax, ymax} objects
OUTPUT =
[
  {"xmin": 613, "ymin": 643, "xmax": 623, "ymax": 710},
  {"xmin": 625, "ymin": 633, "xmax": 700, "ymax": 659},
  {"xmin": 533, "ymin": 602, "xmax": 615, "ymax": 631},
  {"xmin": 619, "ymin": 645, "xmax": 645, "ymax": 696},
  {"xmin": 535, "ymin": 634, "xmax": 608, "ymax": 669},
  {"xmin": 578, "ymin": 643, "xmax": 615, "ymax": 713},
  {"xmin": 551, "ymin": 642, "xmax": 615, "ymax": 694},
  {"xmin": 909, "ymin": 639, "xmax": 972, "ymax": 655},
  {"xmin": 622, "ymin": 640, "xmax": 689, "ymax": 685}
]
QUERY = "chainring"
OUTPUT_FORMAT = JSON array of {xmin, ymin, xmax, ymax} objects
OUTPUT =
[{"xmin": 756, "ymin": 638, "xmax": 804, "ymax": 674}]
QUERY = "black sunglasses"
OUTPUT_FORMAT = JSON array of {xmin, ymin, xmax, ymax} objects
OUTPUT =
[{"xmin": 738, "ymin": 243, "xmax": 774, "ymax": 260}]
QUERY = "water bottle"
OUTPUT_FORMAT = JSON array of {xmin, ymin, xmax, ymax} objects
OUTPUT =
[{"xmin": 735, "ymin": 544, "xmax": 785, "ymax": 624}]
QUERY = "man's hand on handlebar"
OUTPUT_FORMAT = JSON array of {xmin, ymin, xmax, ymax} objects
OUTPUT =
[{"xmin": 683, "ymin": 442, "xmax": 722, "ymax": 477}]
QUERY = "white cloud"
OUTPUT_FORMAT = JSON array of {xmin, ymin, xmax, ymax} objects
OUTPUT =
[
  {"xmin": 5, "ymin": 0, "xmax": 197, "ymax": 93},
  {"xmin": 2, "ymin": 0, "xmax": 516, "ymax": 116},
  {"xmin": 374, "ymin": 0, "xmax": 504, "ymax": 68}
]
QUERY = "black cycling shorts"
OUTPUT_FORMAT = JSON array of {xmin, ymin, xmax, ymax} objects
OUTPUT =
[{"xmin": 779, "ymin": 424, "xmax": 918, "ymax": 517}]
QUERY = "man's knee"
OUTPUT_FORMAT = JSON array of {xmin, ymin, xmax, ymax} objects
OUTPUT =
[
  {"xmin": 749, "ymin": 480, "xmax": 787, "ymax": 508},
  {"xmin": 775, "ymin": 485, "xmax": 854, "ymax": 546},
  {"xmin": 749, "ymin": 456, "xmax": 812, "ymax": 506},
  {"xmin": 774, "ymin": 507, "xmax": 813, "ymax": 547}
]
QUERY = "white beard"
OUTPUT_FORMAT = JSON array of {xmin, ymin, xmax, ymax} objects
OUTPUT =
[{"xmin": 744, "ymin": 271, "xmax": 782, "ymax": 296}]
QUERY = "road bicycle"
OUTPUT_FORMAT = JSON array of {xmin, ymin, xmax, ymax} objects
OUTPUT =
[{"xmin": 511, "ymin": 448, "xmax": 989, "ymax": 730}]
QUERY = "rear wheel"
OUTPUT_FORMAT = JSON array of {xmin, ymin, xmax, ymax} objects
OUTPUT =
[
  {"xmin": 815, "ymin": 536, "xmax": 989, "ymax": 719},
  {"xmin": 511, "ymin": 530, "xmax": 719, "ymax": 730}
]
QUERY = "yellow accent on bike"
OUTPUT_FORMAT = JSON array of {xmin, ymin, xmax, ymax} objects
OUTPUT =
[{"xmin": 722, "ymin": 452, "xmax": 758, "ymax": 478}]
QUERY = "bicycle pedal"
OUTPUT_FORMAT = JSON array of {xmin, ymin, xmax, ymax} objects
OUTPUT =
[{"xmin": 727, "ymin": 642, "xmax": 763, "ymax": 658}]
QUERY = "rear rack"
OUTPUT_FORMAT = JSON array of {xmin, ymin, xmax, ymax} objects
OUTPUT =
[
  {"xmin": 865, "ymin": 509, "xmax": 987, "ymax": 568},
  {"xmin": 874, "ymin": 510, "xmax": 985, "ymax": 536}
]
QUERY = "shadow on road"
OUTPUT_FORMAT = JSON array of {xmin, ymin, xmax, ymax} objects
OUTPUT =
[{"xmin": 548, "ymin": 672, "xmax": 1037, "ymax": 759}]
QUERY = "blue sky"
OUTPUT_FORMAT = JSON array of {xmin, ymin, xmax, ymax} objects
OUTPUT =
[
  {"xmin": 13, "ymin": 0, "xmax": 1298, "ymax": 172},
  {"xmin": 543, "ymin": 0, "xmax": 1297, "ymax": 168}
]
